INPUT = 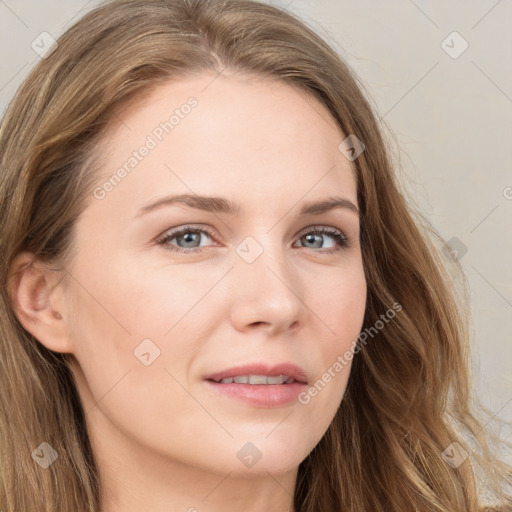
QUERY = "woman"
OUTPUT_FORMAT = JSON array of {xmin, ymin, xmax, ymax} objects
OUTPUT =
[{"xmin": 1, "ymin": 0, "xmax": 510, "ymax": 510}]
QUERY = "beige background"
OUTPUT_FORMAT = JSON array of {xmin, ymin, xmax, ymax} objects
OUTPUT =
[{"xmin": 1, "ymin": 0, "xmax": 510, "ymax": 450}]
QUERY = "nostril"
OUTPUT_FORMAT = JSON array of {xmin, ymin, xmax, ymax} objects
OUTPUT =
[{"xmin": 250, "ymin": 321, "xmax": 267, "ymax": 328}]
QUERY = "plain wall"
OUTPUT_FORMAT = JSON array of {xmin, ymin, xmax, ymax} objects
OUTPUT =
[{"xmin": 1, "ymin": 0, "xmax": 510, "ymax": 447}]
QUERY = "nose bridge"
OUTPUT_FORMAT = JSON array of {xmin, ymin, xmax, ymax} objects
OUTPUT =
[{"xmin": 236, "ymin": 231, "xmax": 295, "ymax": 291}]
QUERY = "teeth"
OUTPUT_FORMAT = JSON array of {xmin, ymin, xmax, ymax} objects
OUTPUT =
[
  {"xmin": 248, "ymin": 375, "xmax": 267, "ymax": 384},
  {"xmin": 266, "ymin": 375, "xmax": 286, "ymax": 384},
  {"xmin": 218, "ymin": 374, "xmax": 296, "ymax": 385}
]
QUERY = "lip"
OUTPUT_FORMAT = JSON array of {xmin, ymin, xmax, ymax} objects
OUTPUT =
[
  {"xmin": 204, "ymin": 363, "xmax": 308, "ymax": 384},
  {"xmin": 203, "ymin": 362, "xmax": 309, "ymax": 408}
]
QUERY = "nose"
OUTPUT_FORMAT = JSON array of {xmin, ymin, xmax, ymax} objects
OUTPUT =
[{"xmin": 229, "ymin": 245, "xmax": 309, "ymax": 336}]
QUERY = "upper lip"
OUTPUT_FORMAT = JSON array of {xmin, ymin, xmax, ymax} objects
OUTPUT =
[{"xmin": 204, "ymin": 363, "xmax": 308, "ymax": 384}]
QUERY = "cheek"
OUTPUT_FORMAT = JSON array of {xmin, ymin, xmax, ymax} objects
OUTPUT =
[
  {"xmin": 69, "ymin": 256, "xmax": 210, "ymax": 345},
  {"xmin": 66, "ymin": 273, "xmax": 194, "ymax": 447},
  {"xmin": 308, "ymin": 260, "xmax": 367, "ymax": 343},
  {"xmin": 299, "ymin": 263, "xmax": 366, "ymax": 414},
  {"xmin": 100, "ymin": 259, "xmax": 230, "ymax": 339},
  {"xmin": 65, "ymin": 258, "xmax": 222, "ymax": 408}
]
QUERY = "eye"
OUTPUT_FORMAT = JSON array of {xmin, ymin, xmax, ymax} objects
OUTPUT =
[
  {"xmin": 294, "ymin": 225, "xmax": 350, "ymax": 254},
  {"xmin": 156, "ymin": 225, "xmax": 216, "ymax": 253},
  {"xmin": 156, "ymin": 224, "xmax": 350, "ymax": 254}
]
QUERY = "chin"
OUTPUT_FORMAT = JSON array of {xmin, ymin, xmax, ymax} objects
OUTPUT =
[{"xmin": 210, "ymin": 435, "xmax": 313, "ymax": 476}]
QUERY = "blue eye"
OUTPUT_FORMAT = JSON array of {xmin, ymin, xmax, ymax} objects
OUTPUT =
[
  {"xmin": 295, "ymin": 226, "xmax": 350, "ymax": 254},
  {"xmin": 156, "ymin": 224, "xmax": 350, "ymax": 255}
]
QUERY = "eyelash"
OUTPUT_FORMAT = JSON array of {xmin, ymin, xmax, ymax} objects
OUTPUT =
[{"xmin": 156, "ymin": 224, "xmax": 351, "ymax": 255}]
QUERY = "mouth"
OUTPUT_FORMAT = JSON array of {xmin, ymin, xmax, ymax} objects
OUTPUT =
[
  {"xmin": 204, "ymin": 362, "xmax": 308, "ymax": 385},
  {"xmin": 208, "ymin": 374, "xmax": 299, "ymax": 385},
  {"xmin": 203, "ymin": 363, "xmax": 309, "ymax": 408}
]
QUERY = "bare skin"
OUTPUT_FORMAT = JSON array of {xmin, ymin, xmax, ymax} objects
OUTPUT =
[{"xmin": 11, "ymin": 70, "xmax": 367, "ymax": 512}]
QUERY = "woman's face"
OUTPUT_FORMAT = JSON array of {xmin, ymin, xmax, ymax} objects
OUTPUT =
[{"xmin": 61, "ymin": 71, "xmax": 367, "ymax": 477}]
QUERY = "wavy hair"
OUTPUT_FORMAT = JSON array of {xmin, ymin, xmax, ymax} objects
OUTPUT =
[{"xmin": 1, "ymin": 0, "xmax": 511, "ymax": 510}]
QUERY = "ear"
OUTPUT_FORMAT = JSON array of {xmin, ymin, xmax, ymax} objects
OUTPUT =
[{"xmin": 8, "ymin": 251, "xmax": 73, "ymax": 354}]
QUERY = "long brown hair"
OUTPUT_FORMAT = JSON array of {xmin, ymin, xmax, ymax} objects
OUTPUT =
[{"xmin": 1, "ymin": 0, "xmax": 510, "ymax": 510}]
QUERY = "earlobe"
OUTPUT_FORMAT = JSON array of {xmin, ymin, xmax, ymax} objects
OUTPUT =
[{"xmin": 8, "ymin": 251, "xmax": 73, "ymax": 354}]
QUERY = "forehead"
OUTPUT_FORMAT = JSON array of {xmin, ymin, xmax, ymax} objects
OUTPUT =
[{"xmin": 89, "ymin": 71, "xmax": 357, "ymax": 216}]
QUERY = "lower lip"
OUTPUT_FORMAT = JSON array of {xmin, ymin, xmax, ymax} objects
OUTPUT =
[{"xmin": 204, "ymin": 380, "xmax": 308, "ymax": 408}]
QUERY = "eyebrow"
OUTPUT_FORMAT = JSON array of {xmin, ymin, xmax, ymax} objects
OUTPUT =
[{"xmin": 135, "ymin": 193, "xmax": 360, "ymax": 218}]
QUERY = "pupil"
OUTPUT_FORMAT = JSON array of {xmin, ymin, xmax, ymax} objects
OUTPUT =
[
  {"xmin": 182, "ymin": 232, "xmax": 199, "ymax": 247},
  {"xmin": 305, "ymin": 234, "xmax": 321, "ymax": 248}
]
